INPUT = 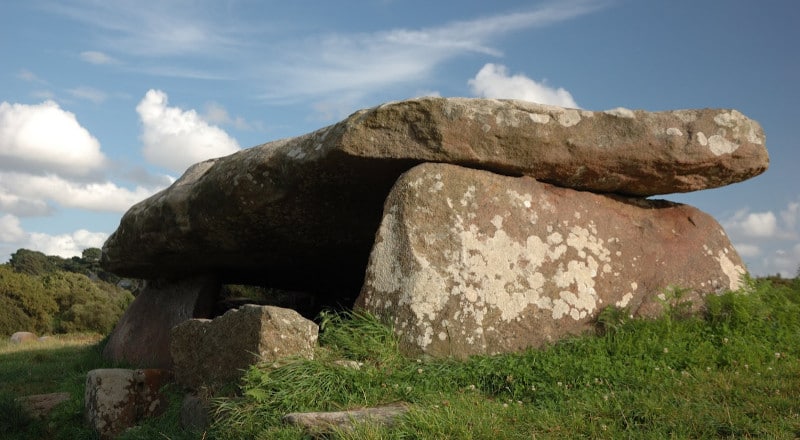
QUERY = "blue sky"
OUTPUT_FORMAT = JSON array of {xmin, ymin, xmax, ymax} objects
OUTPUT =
[{"xmin": 1, "ymin": 0, "xmax": 798, "ymax": 277}]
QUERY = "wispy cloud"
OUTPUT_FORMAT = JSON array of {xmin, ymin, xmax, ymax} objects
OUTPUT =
[
  {"xmin": 67, "ymin": 86, "xmax": 108, "ymax": 104},
  {"xmin": 258, "ymin": 0, "xmax": 604, "ymax": 102},
  {"xmin": 80, "ymin": 50, "xmax": 118, "ymax": 65},
  {"xmin": 41, "ymin": 0, "xmax": 245, "ymax": 58}
]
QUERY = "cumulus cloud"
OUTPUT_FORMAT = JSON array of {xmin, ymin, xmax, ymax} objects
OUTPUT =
[
  {"xmin": 723, "ymin": 200, "xmax": 800, "ymax": 277},
  {"xmin": 0, "ymin": 172, "xmax": 156, "ymax": 213},
  {"xmin": 725, "ymin": 209, "xmax": 779, "ymax": 238},
  {"xmin": 0, "ymin": 214, "xmax": 25, "ymax": 242},
  {"xmin": 137, "ymin": 90, "xmax": 240, "ymax": 173},
  {"xmin": 733, "ymin": 243, "xmax": 761, "ymax": 258},
  {"xmin": 0, "ymin": 100, "xmax": 107, "ymax": 177},
  {"xmin": 27, "ymin": 229, "xmax": 109, "ymax": 259},
  {"xmin": 468, "ymin": 63, "xmax": 579, "ymax": 108}
]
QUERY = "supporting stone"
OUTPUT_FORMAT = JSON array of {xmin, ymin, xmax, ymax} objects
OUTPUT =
[
  {"xmin": 356, "ymin": 163, "xmax": 746, "ymax": 358},
  {"xmin": 102, "ymin": 276, "xmax": 220, "ymax": 369}
]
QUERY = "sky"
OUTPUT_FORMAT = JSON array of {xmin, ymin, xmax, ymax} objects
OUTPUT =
[{"xmin": 0, "ymin": 0, "xmax": 798, "ymax": 277}]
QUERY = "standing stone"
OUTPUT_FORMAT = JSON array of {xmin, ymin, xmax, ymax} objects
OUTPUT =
[
  {"xmin": 84, "ymin": 368, "xmax": 172, "ymax": 440},
  {"xmin": 170, "ymin": 305, "xmax": 318, "ymax": 389},
  {"xmin": 102, "ymin": 276, "xmax": 220, "ymax": 369},
  {"xmin": 356, "ymin": 163, "xmax": 746, "ymax": 358}
]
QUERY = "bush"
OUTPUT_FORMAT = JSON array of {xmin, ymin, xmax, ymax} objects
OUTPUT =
[{"xmin": 0, "ymin": 265, "xmax": 134, "ymax": 336}]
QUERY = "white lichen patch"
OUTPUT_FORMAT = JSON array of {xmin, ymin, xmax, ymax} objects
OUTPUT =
[
  {"xmin": 616, "ymin": 292, "xmax": 633, "ymax": 308},
  {"xmin": 673, "ymin": 110, "xmax": 698, "ymax": 123},
  {"xmin": 529, "ymin": 113, "xmax": 551, "ymax": 124},
  {"xmin": 696, "ymin": 132, "xmax": 708, "ymax": 146},
  {"xmin": 556, "ymin": 109, "xmax": 582, "ymax": 127},
  {"xmin": 286, "ymin": 147, "xmax": 307, "ymax": 160},
  {"xmin": 716, "ymin": 249, "xmax": 746, "ymax": 291},
  {"xmin": 708, "ymin": 135, "xmax": 739, "ymax": 156},
  {"xmin": 713, "ymin": 110, "xmax": 763, "ymax": 145},
  {"xmin": 666, "ymin": 127, "xmax": 683, "ymax": 136},
  {"xmin": 604, "ymin": 107, "xmax": 635, "ymax": 119}
]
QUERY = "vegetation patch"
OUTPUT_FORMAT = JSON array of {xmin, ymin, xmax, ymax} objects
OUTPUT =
[
  {"xmin": 1, "ymin": 271, "xmax": 798, "ymax": 438},
  {"xmin": 210, "ymin": 276, "xmax": 800, "ymax": 439}
]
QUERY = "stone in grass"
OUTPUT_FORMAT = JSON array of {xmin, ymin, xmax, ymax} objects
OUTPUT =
[
  {"xmin": 283, "ymin": 403, "xmax": 409, "ymax": 435},
  {"xmin": 9, "ymin": 332, "xmax": 37, "ymax": 344},
  {"xmin": 16, "ymin": 392, "xmax": 70, "ymax": 419},
  {"xmin": 84, "ymin": 368, "xmax": 172, "ymax": 440},
  {"xmin": 170, "ymin": 304, "xmax": 318, "ymax": 390}
]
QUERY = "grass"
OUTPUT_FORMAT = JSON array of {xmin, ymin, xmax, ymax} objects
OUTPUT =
[
  {"xmin": 211, "ymin": 277, "xmax": 800, "ymax": 439},
  {"xmin": 1, "ymin": 276, "xmax": 799, "ymax": 439}
]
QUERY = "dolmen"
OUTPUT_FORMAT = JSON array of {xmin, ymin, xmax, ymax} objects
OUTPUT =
[{"xmin": 101, "ymin": 97, "xmax": 768, "ymax": 364}]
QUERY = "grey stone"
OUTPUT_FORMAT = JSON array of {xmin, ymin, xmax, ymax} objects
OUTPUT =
[
  {"xmin": 10, "ymin": 331, "xmax": 37, "ymax": 344},
  {"xmin": 170, "ymin": 305, "xmax": 318, "ymax": 389},
  {"xmin": 102, "ymin": 276, "xmax": 219, "ymax": 369},
  {"xmin": 283, "ymin": 403, "xmax": 409, "ymax": 435},
  {"xmin": 355, "ymin": 163, "xmax": 746, "ymax": 358},
  {"xmin": 84, "ymin": 368, "xmax": 172, "ymax": 440}
]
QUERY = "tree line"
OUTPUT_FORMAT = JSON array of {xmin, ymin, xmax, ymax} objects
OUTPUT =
[{"xmin": 0, "ymin": 248, "xmax": 136, "ymax": 336}]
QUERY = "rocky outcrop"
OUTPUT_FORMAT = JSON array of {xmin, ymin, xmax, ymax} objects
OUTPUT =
[
  {"xmin": 102, "ymin": 277, "xmax": 220, "ymax": 369},
  {"xmin": 170, "ymin": 305, "xmax": 318, "ymax": 389},
  {"xmin": 101, "ymin": 98, "xmax": 767, "ymax": 297},
  {"xmin": 356, "ymin": 163, "xmax": 746, "ymax": 357},
  {"xmin": 84, "ymin": 368, "xmax": 172, "ymax": 439}
]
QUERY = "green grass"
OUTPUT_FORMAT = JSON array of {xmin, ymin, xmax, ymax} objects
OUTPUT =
[
  {"xmin": 2, "ymin": 277, "xmax": 799, "ymax": 439},
  {"xmin": 211, "ymin": 277, "xmax": 800, "ymax": 439}
]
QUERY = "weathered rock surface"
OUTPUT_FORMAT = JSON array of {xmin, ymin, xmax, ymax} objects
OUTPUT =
[
  {"xmin": 356, "ymin": 163, "xmax": 746, "ymax": 358},
  {"xmin": 283, "ymin": 403, "xmax": 409, "ymax": 435},
  {"xmin": 17, "ymin": 392, "xmax": 70, "ymax": 419},
  {"xmin": 170, "ymin": 305, "xmax": 318, "ymax": 389},
  {"xmin": 101, "ymin": 98, "xmax": 767, "ymax": 297},
  {"xmin": 180, "ymin": 394, "xmax": 211, "ymax": 432},
  {"xmin": 10, "ymin": 331, "xmax": 37, "ymax": 344},
  {"xmin": 84, "ymin": 368, "xmax": 172, "ymax": 440},
  {"xmin": 103, "ymin": 277, "xmax": 219, "ymax": 369}
]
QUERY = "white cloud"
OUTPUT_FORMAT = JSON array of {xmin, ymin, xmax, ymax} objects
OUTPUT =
[
  {"xmin": 80, "ymin": 50, "xmax": 118, "ymax": 65},
  {"xmin": 258, "ymin": 1, "xmax": 603, "ymax": 102},
  {"xmin": 723, "ymin": 200, "xmax": 800, "ymax": 277},
  {"xmin": 0, "ymin": 189, "xmax": 51, "ymax": 217},
  {"xmin": 0, "ymin": 172, "xmax": 157, "ymax": 213},
  {"xmin": 137, "ymin": 90, "xmax": 240, "ymax": 173},
  {"xmin": 0, "ymin": 100, "xmax": 107, "ymax": 177},
  {"xmin": 733, "ymin": 243, "xmax": 761, "ymax": 258},
  {"xmin": 17, "ymin": 69, "xmax": 46, "ymax": 83},
  {"xmin": 725, "ymin": 209, "xmax": 778, "ymax": 238},
  {"xmin": 27, "ymin": 229, "xmax": 108, "ymax": 259},
  {"xmin": 67, "ymin": 86, "xmax": 108, "ymax": 104},
  {"xmin": 740, "ymin": 211, "xmax": 778, "ymax": 238},
  {"xmin": 203, "ymin": 102, "xmax": 252, "ymax": 130},
  {"xmin": 0, "ymin": 214, "xmax": 25, "ymax": 242},
  {"xmin": 45, "ymin": 2, "xmax": 243, "ymax": 58},
  {"xmin": 468, "ymin": 63, "xmax": 579, "ymax": 108}
]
